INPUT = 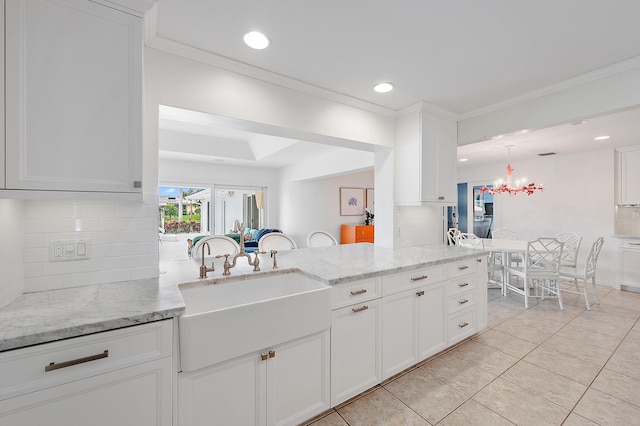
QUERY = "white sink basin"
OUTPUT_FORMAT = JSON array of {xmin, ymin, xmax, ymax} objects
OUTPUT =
[{"xmin": 178, "ymin": 272, "xmax": 330, "ymax": 372}]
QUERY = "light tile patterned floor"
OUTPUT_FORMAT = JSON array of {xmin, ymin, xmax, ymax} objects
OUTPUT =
[{"xmin": 307, "ymin": 285, "xmax": 640, "ymax": 426}]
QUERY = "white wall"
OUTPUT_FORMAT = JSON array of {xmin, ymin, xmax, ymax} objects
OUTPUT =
[
  {"xmin": 279, "ymin": 170, "xmax": 374, "ymax": 246},
  {"xmin": 0, "ymin": 200, "xmax": 23, "ymax": 306},
  {"xmin": 458, "ymin": 148, "xmax": 616, "ymax": 285}
]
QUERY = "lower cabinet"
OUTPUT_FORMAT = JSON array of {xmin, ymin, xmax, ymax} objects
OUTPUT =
[
  {"xmin": 0, "ymin": 320, "xmax": 173, "ymax": 426},
  {"xmin": 330, "ymin": 298, "xmax": 383, "ymax": 406},
  {"xmin": 178, "ymin": 330, "xmax": 330, "ymax": 426},
  {"xmin": 0, "ymin": 358, "xmax": 172, "ymax": 426},
  {"xmin": 382, "ymin": 283, "xmax": 446, "ymax": 379}
]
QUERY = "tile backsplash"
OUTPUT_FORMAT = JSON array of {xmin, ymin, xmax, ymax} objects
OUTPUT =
[
  {"xmin": 22, "ymin": 197, "xmax": 159, "ymax": 293},
  {"xmin": 394, "ymin": 205, "xmax": 445, "ymax": 248}
]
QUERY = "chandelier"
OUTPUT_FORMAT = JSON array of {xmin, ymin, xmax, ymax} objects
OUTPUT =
[{"xmin": 479, "ymin": 146, "xmax": 543, "ymax": 195}]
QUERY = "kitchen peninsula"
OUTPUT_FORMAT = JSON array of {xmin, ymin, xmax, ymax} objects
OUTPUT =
[{"xmin": 0, "ymin": 243, "xmax": 487, "ymax": 425}]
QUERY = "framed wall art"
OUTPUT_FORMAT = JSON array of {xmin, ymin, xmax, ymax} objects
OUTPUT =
[
  {"xmin": 366, "ymin": 188, "xmax": 374, "ymax": 210},
  {"xmin": 340, "ymin": 187, "xmax": 365, "ymax": 216}
]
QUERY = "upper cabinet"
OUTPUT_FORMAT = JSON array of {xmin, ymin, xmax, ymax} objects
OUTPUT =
[
  {"xmin": 618, "ymin": 147, "xmax": 640, "ymax": 205},
  {"xmin": 4, "ymin": 0, "xmax": 143, "ymax": 195},
  {"xmin": 395, "ymin": 106, "xmax": 457, "ymax": 205}
]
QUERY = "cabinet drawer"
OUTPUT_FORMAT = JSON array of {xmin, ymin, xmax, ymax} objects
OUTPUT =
[
  {"xmin": 448, "ymin": 309, "xmax": 476, "ymax": 345},
  {"xmin": 331, "ymin": 278, "xmax": 381, "ymax": 309},
  {"xmin": 447, "ymin": 289, "xmax": 476, "ymax": 314},
  {"xmin": 447, "ymin": 258, "xmax": 477, "ymax": 279},
  {"xmin": 356, "ymin": 226, "xmax": 374, "ymax": 242},
  {"xmin": 383, "ymin": 266, "xmax": 445, "ymax": 296},
  {"xmin": 447, "ymin": 274, "xmax": 476, "ymax": 296},
  {"xmin": 0, "ymin": 320, "xmax": 172, "ymax": 400}
]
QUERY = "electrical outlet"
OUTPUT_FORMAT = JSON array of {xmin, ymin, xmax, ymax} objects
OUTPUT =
[{"xmin": 49, "ymin": 239, "xmax": 91, "ymax": 262}]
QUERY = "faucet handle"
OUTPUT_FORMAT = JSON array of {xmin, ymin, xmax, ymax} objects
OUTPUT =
[
  {"xmin": 270, "ymin": 250, "xmax": 278, "ymax": 270},
  {"xmin": 251, "ymin": 251, "xmax": 262, "ymax": 272},
  {"xmin": 215, "ymin": 254, "xmax": 232, "ymax": 276}
]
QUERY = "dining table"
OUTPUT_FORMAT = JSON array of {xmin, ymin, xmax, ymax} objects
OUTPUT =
[{"xmin": 482, "ymin": 238, "xmax": 529, "ymax": 298}]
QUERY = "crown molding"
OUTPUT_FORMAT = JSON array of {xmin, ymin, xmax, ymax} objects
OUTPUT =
[
  {"xmin": 145, "ymin": 36, "xmax": 398, "ymax": 118},
  {"xmin": 90, "ymin": 0, "xmax": 156, "ymax": 17},
  {"xmin": 459, "ymin": 55, "xmax": 640, "ymax": 121},
  {"xmin": 398, "ymin": 101, "xmax": 458, "ymax": 121}
]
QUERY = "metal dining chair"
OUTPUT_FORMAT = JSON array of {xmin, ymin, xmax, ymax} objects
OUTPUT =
[
  {"xmin": 503, "ymin": 238, "xmax": 564, "ymax": 309},
  {"xmin": 558, "ymin": 237, "xmax": 604, "ymax": 310}
]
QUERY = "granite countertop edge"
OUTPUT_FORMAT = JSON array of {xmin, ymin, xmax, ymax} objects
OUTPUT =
[{"xmin": 0, "ymin": 243, "xmax": 484, "ymax": 352}]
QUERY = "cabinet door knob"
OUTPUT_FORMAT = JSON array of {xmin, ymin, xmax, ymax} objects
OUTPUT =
[
  {"xmin": 416, "ymin": 290, "xmax": 425, "ymax": 297},
  {"xmin": 268, "ymin": 350, "xmax": 276, "ymax": 358},
  {"xmin": 261, "ymin": 352, "xmax": 268, "ymax": 361}
]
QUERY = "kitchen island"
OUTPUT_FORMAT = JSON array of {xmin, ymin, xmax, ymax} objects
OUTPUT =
[{"xmin": 0, "ymin": 243, "xmax": 487, "ymax": 426}]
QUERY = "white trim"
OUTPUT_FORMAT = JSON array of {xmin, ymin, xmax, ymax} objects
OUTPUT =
[
  {"xmin": 145, "ymin": 36, "xmax": 398, "ymax": 118},
  {"xmin": 460, "ymin": 56, "xmax": 640, "ymax": 120}
]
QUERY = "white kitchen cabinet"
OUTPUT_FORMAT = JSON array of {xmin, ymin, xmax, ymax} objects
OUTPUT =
[
  {"xmin": 330, "ymin": 298, "xmax": 383, "ymax": 406},
  {"xmin": 618, "ymin": 147, "xmax": 640, "ymax": 205},
  {"xmin": 382, "ymin": 282, "xmax": 446, "ymax": 379},
  {"xmin": 4, "ymin": 0, "xmax": 142, "ymax": 194},
  {"xmin": 446, "ymin": 258, "xmax": 482, "ymax": 345},
  {"xmin": 179, "ymin": 330, "xmax": 330, "ymax": 426},
  {"xmin": 0, "ymin": 320, "xmax": 173, "ymax": 425},
  {"xmin": 617, "ymin": 239, "xmax": 640, "ymax": 291},
  {"xmin": 0, "ymin": 0, "xmax": 5, "ymax": 189},
  {"xmin": 395, "ymin": 106, "xmax": 457, "ymax": 205}
]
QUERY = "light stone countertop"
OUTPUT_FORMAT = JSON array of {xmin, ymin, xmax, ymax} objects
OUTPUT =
[{"xmin": 0, "ymin": 243, "xmax": 483, "ymax": 352}]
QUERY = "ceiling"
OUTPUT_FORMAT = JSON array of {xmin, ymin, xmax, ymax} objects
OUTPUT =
[{"xmin": 151, "ymin": 0, "xmax": 640, "ymax": 168}]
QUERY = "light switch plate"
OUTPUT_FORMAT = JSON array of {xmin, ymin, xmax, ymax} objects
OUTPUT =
[{"xmin": 49, "ymin": 239, "xmax": 91, "ymax": 262}]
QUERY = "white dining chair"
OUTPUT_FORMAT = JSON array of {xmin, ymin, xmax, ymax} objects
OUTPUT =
[
  {"xmin": 455, "ymin": 232, "xmax": 483, "ymax": 249},
  {"xmin": 258, "ymin": 232, "xmax": 298, "ymax": 252},
  {"xmin": 555, "ymin": 231, "xmax": 583, "ymax": 269},
  {"xmin": 447, "ymin": 228, "xmax": 461, "ymax": 246},
  {"xmin": 503, "ymin": 238, "xmax": 564, "ymax": 309},
  {"xmin": 191, "ymin": 235, "xmax": 240, "ymax": 260},
  {"xmin": 306, "ymin": 231, "xmax": 338, "ymax": 248},
  {"xmin": 558, "ymin": 237, "xmax": 604, "ymax": 310}
]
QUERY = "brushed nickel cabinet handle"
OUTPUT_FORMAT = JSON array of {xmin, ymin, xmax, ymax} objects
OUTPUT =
[
  {"xmin": 458, "ymin": 322, "xmax": 469, "ymax": 328},
  {"xmin": 261, "ymin": 352, "xmax": 268, "ymax": 361},
  {"xmin": 45, "ymin": 350, "xmax": 109, "ymax": 372},
  {"xmin": 458, "ymin": 299, "xmax": 469, "ymax": 305},
  {"xmin": 411, "ymin": 275, "xmax": 429, "ymax": 282},
  {"xmin": 416, "ymin": 290, "xmax": 425, "ymax": 297},
  {"xmin": 629, "ymin": 242, "xmax": 640, "ymax": 246},
  {"xmin": 458, "ymin": 282, "xmax": 469, "ymax": 288},
  {"xmin": 352, "ymin": 305, "xmax": 369, "ymax": 313},
  {"xmin": 269, "ymin": 350, "xmax": 276, "ymax": 358},
  {"xmin": 350, "ymin": 289, "xmax": 367, "ymax": 295},
  {"xmin": 458, "ymin": 265, "xmax": 469, "ymax": 271}
]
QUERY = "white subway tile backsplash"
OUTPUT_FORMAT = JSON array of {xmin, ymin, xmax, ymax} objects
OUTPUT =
[{"xmin": 22, "ymin": 199, "xmax": 159, "ymax": 293}]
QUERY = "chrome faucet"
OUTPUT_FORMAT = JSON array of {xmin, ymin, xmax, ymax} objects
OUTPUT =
[
  {"xmin": 199, "ymin": 241, "xmax": 215, "ymax": 279},
  {"xmin": 218, "ymin": 224, "xmax": 264, "ymax": 276}
]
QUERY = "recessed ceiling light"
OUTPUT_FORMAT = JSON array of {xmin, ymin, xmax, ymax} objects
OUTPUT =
[
  {"xmin": 594, "ymin": 135, "xmax": 610, "ymax": 141},
  {"xmin": 243, "ymin": 31, "xmax": 269, "ymax": 49},
  {"xmin": 459, "ymin": 158, "xmax": 468, "ymax": 162},
  {"xmin": 373, "ymin": 82, "xmax": 394, "ymax": 93}
]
